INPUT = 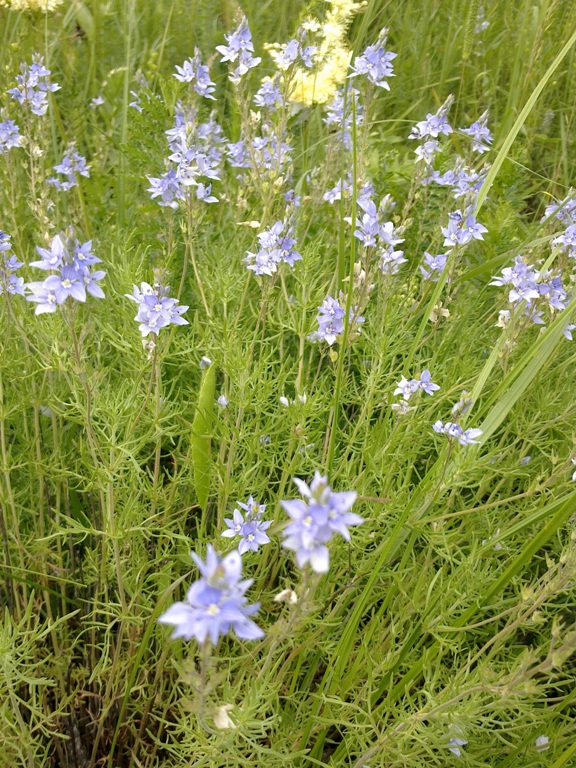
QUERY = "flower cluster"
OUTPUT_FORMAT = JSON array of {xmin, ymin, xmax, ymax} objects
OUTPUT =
[
  {"xmin": 244, "ymin": 220, "xmax": 301, "ymax": 276},
  {"xmin": 461, "ymin": 111, "xmax": 492, "ymax": 153},
  {"xmin": 433, "ymin": 420, "xmax": 482, "ymax": 445},
  {"xmin": 313, "ymin": 294, "xmax": 364, "ymax": 346},
  {"xmin": 26, "ymin": 232, "xmax": 105, "ymax": 314},
  {"xmin": 125, "ymin": 281, "xmax": 189, "ymax": 337},
  {"xmin": 281, "ymin": 472, "xmax": 363, "ymax": 573},
  {"xmin": 0, "ymin": 119, "xmax": 22, "ymax": 154},
  {"xmin": 350, "ymin": 28, "xmax": 396, "ymax": 89},
  {"xmin": 254, "ymin": 77, "xmax": 283, "ymax": 110},
  {"xmin": 265, "ymin": 38, "xmax": 317, "ymax": 72},
  {"xmin": 47, "ymin": 145, "xmax": 91, "ymax": 191},
  {"xmin": 226, "ymin": 129, "xmax": 291, "ymax": 177},
  {"xmin": 394, "ymin": 369, "xmax": 440, "ymax": 401},
  {"xmin": 441, "ymin": 209, "xmax": 487, "ymax": 248},
  {"xmin": 7, "ymin": 54, "xmax": 60, "ymax": 116},
  {"xmin": 173, "ymin": 49, "xmax": 216, "ymax": 99},
  {"xmin": 222, "ymin": 497, "xmax": 271, "ymax": 555},
  {"xmin": 147, "ymin": 105, "xmax": 224, "ymax": 209},
  {"xmin": 410, "ymin": 95, "xmax": 454, "ymax": 141},
  {"xmin": 490, "ymin": 255, "xmax": 568, "ymax": 324},
  {"xmin": 324, "ymin": 84, "xmax": 363, "ymax": 149},
  {"xmin": 323, "ymin": 173, "xmax": 374, "ymax": 206},
  {"xmin": 0, "ymin": 232, "xmax": 25, "ymax": 297},
  {"xmin": 552, "ymin": 224, "xmax": 576, "ymax": 260},
  {"xmin": 427, "ymin": 162, "xmax": 487, "ymax": 202},
  {"xmin": 420, "ymin": 252, "xmax": 448, "ymax": 281},
  {"xmin": 216, "ymin": 17, "xmax": 261, "ymax": 85},
  {"xmin": 158, "ymin": 546, "xmax": 263, "ymax": 644},
  {"xmin": 348, "ymin": 197, "xmax": 406, "ymax": 275},
  {"xmin": 543, "ymin": 190, "xmax": 576, "ymax": 226}
]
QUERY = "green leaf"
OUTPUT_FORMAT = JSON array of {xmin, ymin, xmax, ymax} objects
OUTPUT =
[{"xmin": 191, "ymin": 364, "xmax": 216, "ymax": 514}]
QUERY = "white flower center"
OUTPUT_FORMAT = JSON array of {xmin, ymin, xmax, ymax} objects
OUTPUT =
[
  {"xmin": 207, "ymin": 604, "xmax": 220, "ymax": 616},
  {"xmin": 62, "ymin": 279, "xmax": 72, "ymax": 288}
]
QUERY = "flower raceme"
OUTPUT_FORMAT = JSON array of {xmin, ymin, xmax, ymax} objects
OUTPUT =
[
  {"xmin": 125, "ymin": 281, "xmax": 189, "ymax": 337},
  {"xmin": 25, "ymin": 232, "xmax": 105, "ymax": 314},
  {"xmin": 222, "ymin": 497, "xmax": 271, "ymax": 555},
  {"xmin": 281, "ymin": 472, "xmax": 363, "ymax": 573},
  {"xmin": 158, "ymin": 546, "xmax": 264, "ymax": 645}
]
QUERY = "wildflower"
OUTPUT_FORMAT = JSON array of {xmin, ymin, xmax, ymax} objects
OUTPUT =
[
  {"xmin": 394, "ymin": 370, "xmax": 439, "ymax": 400},
  {"xmin": 125, "ymin": 281, "xmax": 188, "ymax": 337},
  {"xmin": 254, "ymin": 78, "xmax": 283, "ymax": 110},
  {"xmin": 552, "ymin": 224, "xmax": 576, "ymax": 260},
  {"xmin": 244, "ymin": 220, "xmax": 301, "ymax": 276},
  {"xmin": 324, "ymin": 84, "xmax": 363, "ymax": 149},
  {"xmin": 441, "ymin": 209, "xmax": 487, "ymax": 248},
  {"xmin": 8, "ymin": 54, "xmax": 60, "ymax": 116},
  {"xmin": 543, "ymin": 191, "xmax": 576, "ymax": 226},
  {"xmin": 147, "ymin": 169, "xmax": 185, "ymax": 210},
  {"xmin": 564, "ymin": 324, "xmax": 575, "ymax": 341},
  {"xmin": 0, "ymin": 119, "xmax": 22, "ymax": 154},
  {"xmin": 349, "ymin": 29, "xmax": 396, "ymax": 89},
  {"xmin": 410, "ymin": 95, "xmax": 454, "ymax": 140},
  {"xmin": 217, "ymin": 394, "xmax": 229, "ymax": 408},
  {"xmin": 199, "ymin": 356, "xmax": 212, "ymax": 369},
  {"xmin": 313, "ymin": 294, "xmax": 364, "ymax": 345},
  {"xmin": 571, "ymin": 458, "xmax": 576, "ymax": 482},
  {"xmin": 222, "ymin": 497, "xmax": 271, "ymax": 555},
  {"xmin": 420, "ymin": 252, "xmax": 447, "ymax": 281},
  {"xmin": 419, "ymin": 369, "xmax": 441, "ymax": 395},
  {"xmin": 25, "ymin": 231, "xmax": 105, "ymax": 313},
  {"xmin": 90, "ymin": 96, "xmax": 104, "ymax": 108},
  {"xmin": 280, "ymin": 472, "xmax": 363, "ymax": 573},
  {"xmin": 447, "ymin": 726, "xmax": 468, "ymax": 757},
  {"xmin": 535, "ymin": 735, "xmax": 549, "ymax": 752},
  {"xmin": 461, "ymin": 111, "xmax": 492, "ymax": 153},
  {"xmin": 158, "ymin": 545, "xmax": 264, "ymax": 644},
  {"xmin": 433, "ymin": 420, "xmax": 482, "ymax": 445},
  {"xmin": 47, "ymin": 145, "xmax": 90, "ymax": 191},
  {"xmin": 216, "ymin": 17, "xmax": 261, "ymax": 85},
  {"xmin": 414, "ymin": 139, "xmax": 440, "ymax": 164},
  {"xmin": 0, "ymin": 232, "xmax": 25, "ymax": 296},
  {"xmin": 174, "ymin": 49, "xmax": 216, "ymax": 100}
]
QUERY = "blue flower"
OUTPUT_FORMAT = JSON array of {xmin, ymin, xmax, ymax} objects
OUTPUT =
[
  {"xmin": 174, "ymin": 49, "xmax": 216, "ymax": 100},
  {"xmin": 0, "ymin": 232, "xmax": 25, "ymax": 297},
  {"xmin": 25, "ymin": 231, "xmax": 105, "ymax": 313},
  {"xmin": 461, "ymin": 111, "xmax": 492, "ymax": 153},
  {"xmin": 244, "ymin": 220, "xmax": 301, "ymax": 276},
  {"xmin": 441, "ymin": 209, "xmax": 487, "ymax": 248},
  {"xmin": 158, "ymin": 545, "xmax": 264, "ymax": 644},
  {"xmin": 409, "ymin": 95, "xmax": 454, "ymax": 140},
  {"xmin": 281, "ymin": 473, "xmax": 362, "ymax": 573},
  {"xmin": 222, "ymin": 497, "xmax": 271, "ymax": 555},
  {"xmin": 126, "ymin": 281, "xmax": 189, "ymax": 337},
  {"xmin": 8, "ymin": 54, "xmax": 60, "ymax": 116},
  {"xmin": 216, "ymin": 17, "xmax": 261, "ymax": 84},
  {"xmin": 47, "ymin": 145, "xmax": 90, "ymax": 191},
  {"xmin": 433, "ymin": 420, "xmax": 482, "ymax": 445},
  {"xmin": 0, "ymin": 120, "xmax": 22, "ymax": 154},
  {"xmin": 350, "ymin": 29, "xmax": 397, "ymax": 90},
  {"xmin": 254, "ymin": 78, "xmax": 283, "ymax": 110},
  {"xmin": 420, "ymin": 252, "xmax": 447, "ymax": 281}
]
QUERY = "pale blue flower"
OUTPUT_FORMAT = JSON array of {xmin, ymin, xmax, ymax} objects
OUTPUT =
[{"xmin": 158, "ymin": 545, "xmax": 264, "ymax": 644}]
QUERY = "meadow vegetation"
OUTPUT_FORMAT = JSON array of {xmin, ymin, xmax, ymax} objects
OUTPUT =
[{"xmin": 1, "ymin": 0, "xmax": 576, "ymax": 766}]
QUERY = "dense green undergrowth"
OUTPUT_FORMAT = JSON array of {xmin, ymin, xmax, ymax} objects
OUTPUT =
[{"xmin": 1, "ymin": 1, "xmax": 576, "ymax": 766}]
